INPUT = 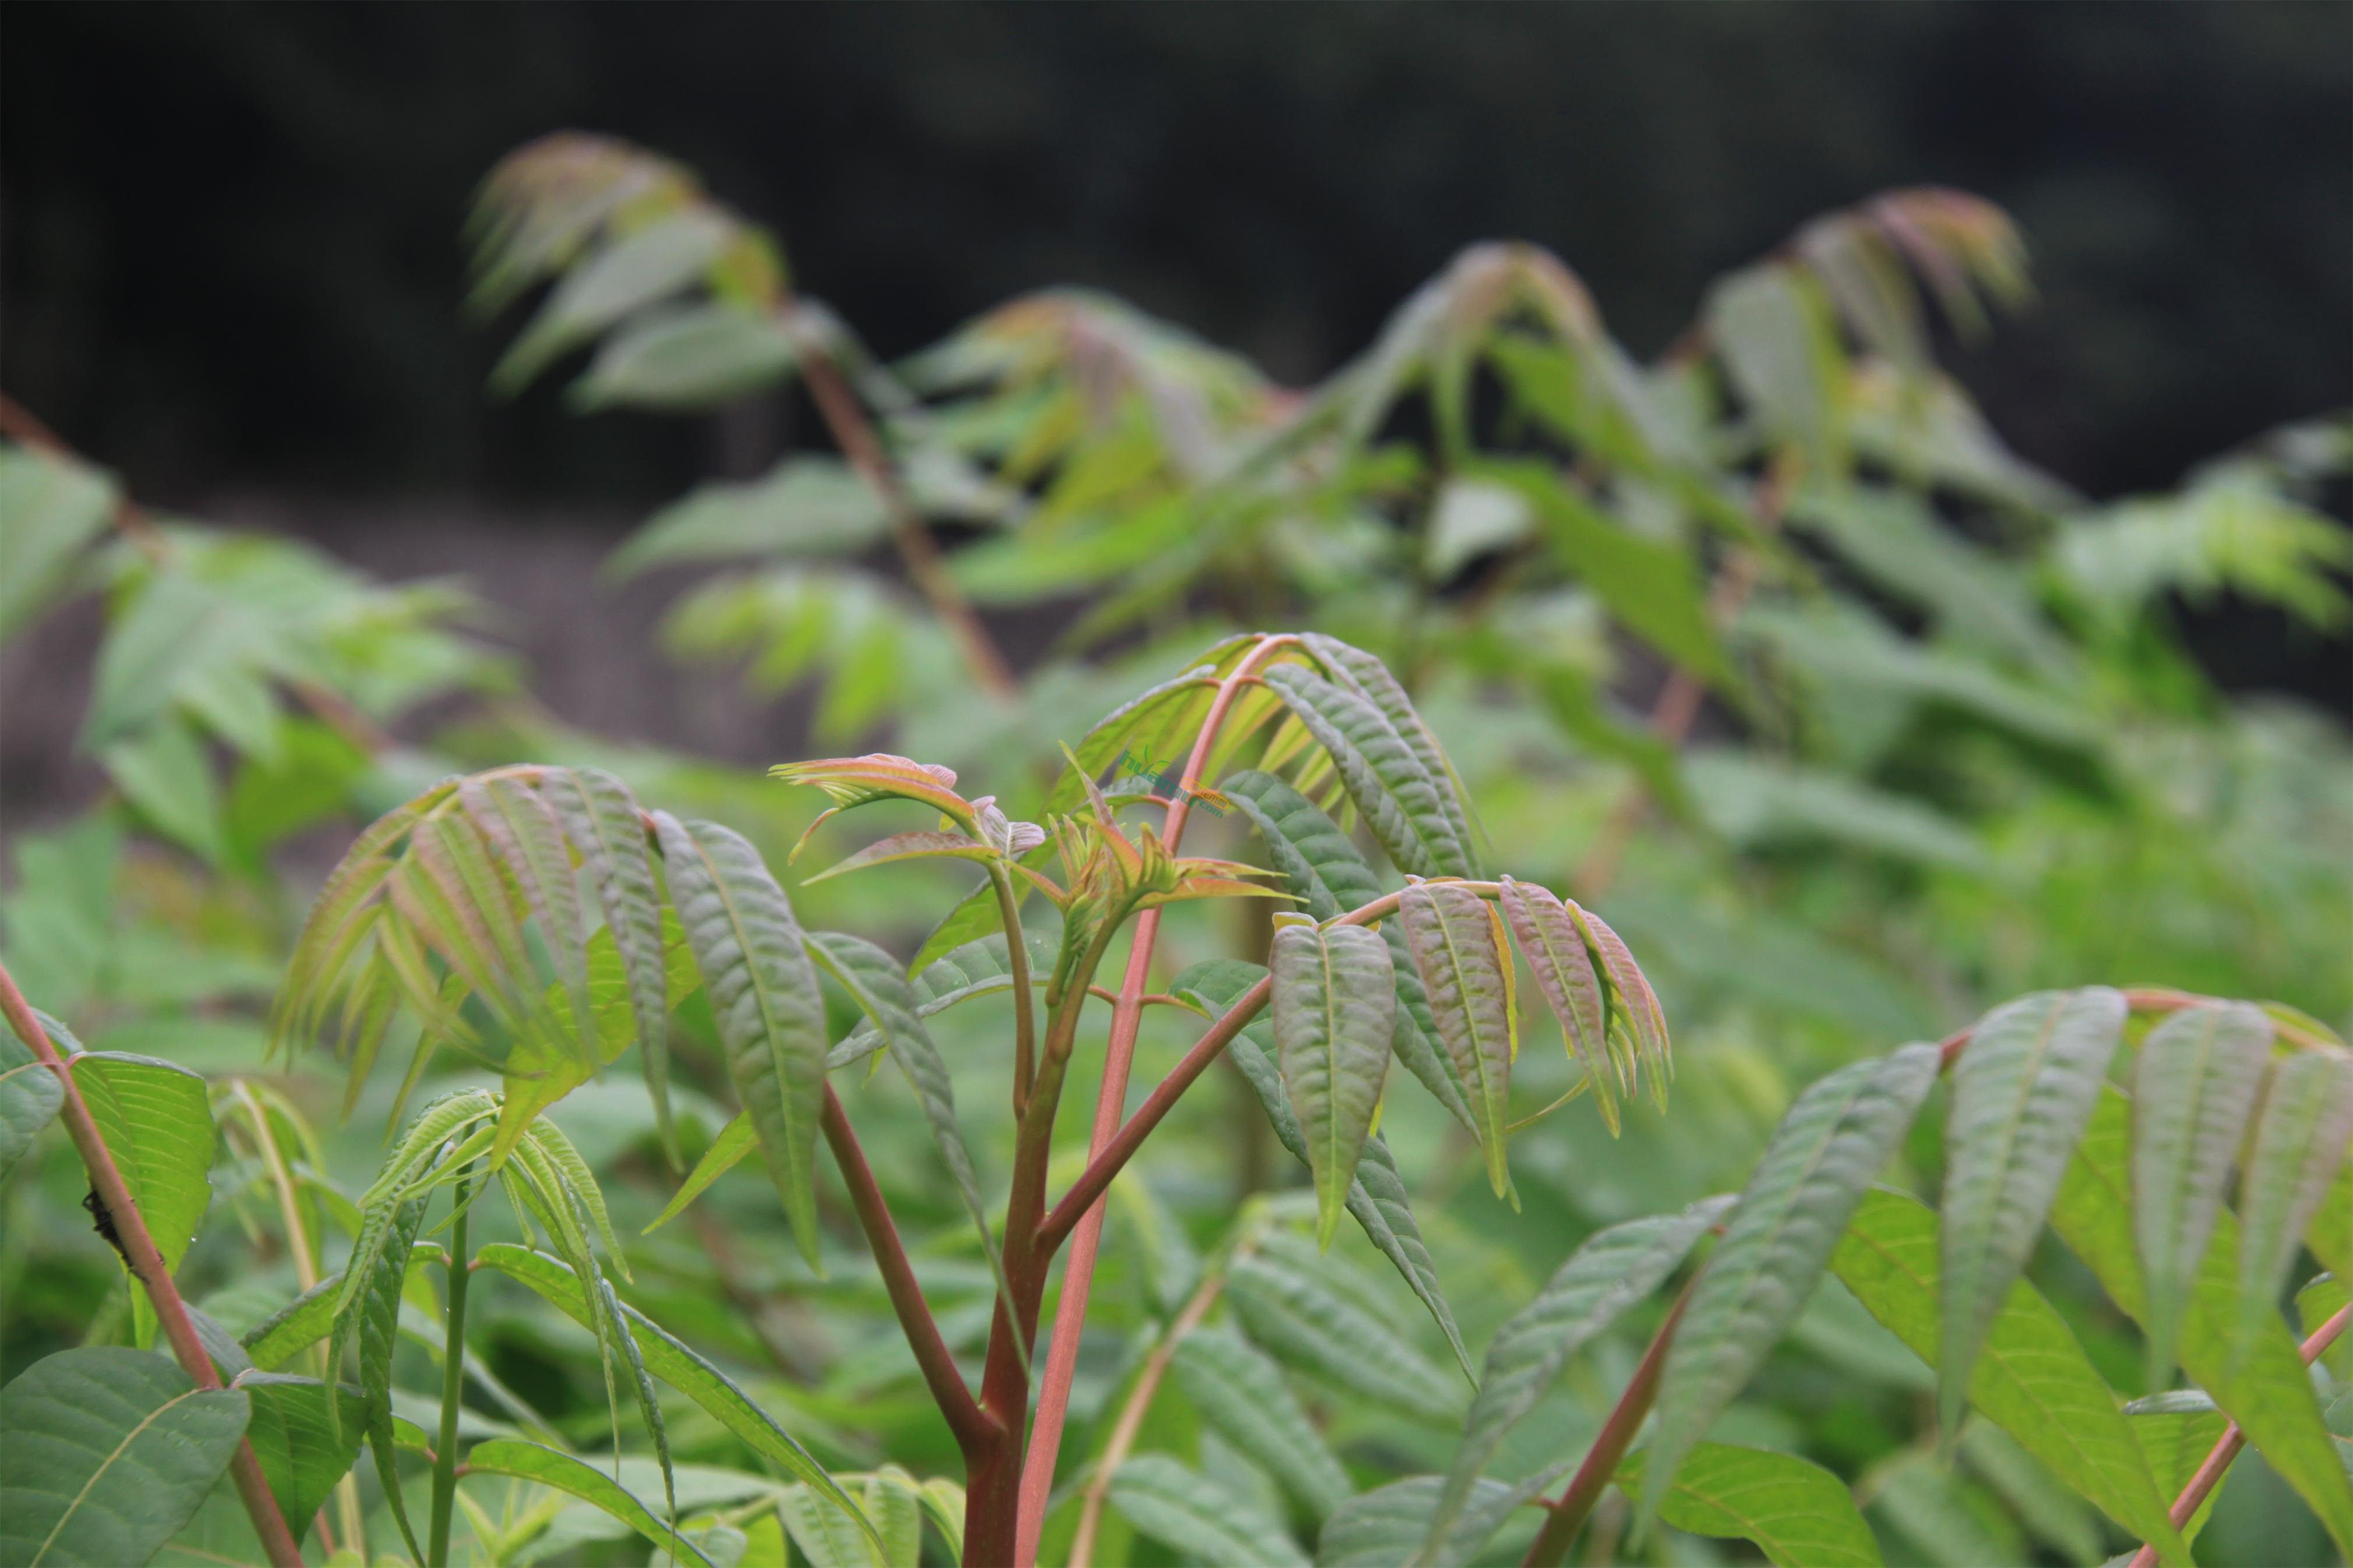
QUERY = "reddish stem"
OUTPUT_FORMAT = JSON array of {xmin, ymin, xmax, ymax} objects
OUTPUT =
[
  {"xmin": 0, "ymin": 958, "xmax": 307, "ymax": 1568},
  {"xmin": 1012, "ymin": 635, "xmax": 1299, "ymax": 1563},
  {"xmin": 1521, "ymin": 1282, "xmax": 1696, "ymax": 1567},
  {"xmin": 820, "ymin": 1085, "xmax": 997, "ymax": 1456}
]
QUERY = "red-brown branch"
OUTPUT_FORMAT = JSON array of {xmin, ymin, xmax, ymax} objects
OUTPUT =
[
  {"xmin": 0, "ymin": 958, "xmax": 307, "ymax": 1568},
  {"xmin": 819, "ymin": 1085, "xmax": 997, "ymax": 1456},
  {"xmin": 1011, "ymin": 635, "xmax": 1303, "ymax": 1563},
  {"xmin": 1521, "ymin": 1280, "xmax": 1697, "ymax": 1567}
]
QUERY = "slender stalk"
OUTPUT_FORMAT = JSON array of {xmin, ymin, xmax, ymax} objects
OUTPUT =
[
  {"xmin": 820, "ymin": 1085, "xmax": 997, "ymax": 1456},
  {"xmin": 1014, "ymin": 634, "xmax": 1300, "ymax": 1563},
  {"xmin": 427, "ymin": 1163, "xmax": 475, "ymax": 1568},
  {"xmin": 992, "ymin": 864, "xmax": 1038, "ymax": 1117},
  {"xmin": 1067, "ymin": 1266, "xmax": 1233, "ymax": 1568},
  {"xmin": 791, "ymin": 339, "xmax": 1018, "ymax": 697},
  {"xmin": 2124, "ymin": 1302, "xmax": 2352, "ymax": 1568},
  {"xmin": 1522, "ymin": 1283, "xmax": 1696, "ymax": 1567},
  {"xmin": 1572, "ymin": 450, "xmax": 1798, "ymax": 899},
  {"xmin": 0, "ymin": 958, "xmax": 306, "ymax": 1568}
]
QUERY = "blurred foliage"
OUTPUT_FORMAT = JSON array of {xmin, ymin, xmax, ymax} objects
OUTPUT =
[{"xmin": 1, "ymin": 127, "xmax": 2350, "ymax": 1568}]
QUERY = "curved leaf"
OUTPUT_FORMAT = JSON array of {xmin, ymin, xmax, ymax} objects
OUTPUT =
[
  {"xmin": 543, "ymin": 767, "xmax": 676, "ymax": 1160},
  {"xmin": 1560, "ymin": 899, "xmax": 1671, "ymax": 1110},
  {"xmin": 463, "ymin": 775, "xmax": 594, "ymax": 1064},
  {"xmin": 1273, "ymin": 920, "xmax": 1396, "ymax": 1248},
  {"xmin": 462, "ymin": 1438, "xmax": 717, "ymax": 1568},
  {"xmin": 0, "ymin": 1347, "xmax": 249, "ymax": 1568},
  {"xmin": 0, "ymin": 1026, "xmax": 64, "ymax": 1181},
  {"xmin": 1263, "ymin": 663, "xmax": 1473, "ymax": 879},
  {"xmin": 1643, "ymin": 1044, "xmax": 1939, "ymax": 1521},
  {"xmin": 2237, "ymin": 1051, "xmax": 2353, "ymax": 1358},
  {"xmin": 1399, "ymin": 882, "xmax": 1516, "ymax": 1196},
  {"xmin": 1172, "ymin": 1327, "xmax": 1352, "ymax": 1518},
  {"xmin": 232, "ymin": 1371, "xmax": 363, "ymax": 1545},
  {"xmin": 2132, "ymin": 1002, "xmax": 2271, "ymax": 1387},
  {"xmin": 1224, "ymin": 769, "xmax": 1472, "ymax": 1133},
  {"xmin": 1940, "ymin": 986, "xmax": 2125, "ymax": 1432},
  {"xmin": 1617, "ymin": 1442, "xmax": 1882, "ymax": 1568},
  {"xmin": 1185, "ymin": 959, "xmax": 1470, "ymax": 1375},
  {"xmin": 2047, "ymin": 1086, "xmax": 2353, "ymax": 1558},
  {"xmin": 642, "ymin": 1113, "xmax": 759, "ymax": 1235},
  {"xmin": 1832, "ymin": 1186, "xmax": 2189, "ymax": 1563},
  {"xmin": 1422, "ymin": 1196, "xmax": 1733, "ymax": 1561},
  {"xmin": 69, "ymin": 1053, "xmax": 214, "ymax": 1277},
  {"xmin": 1228, "ymin": 1244, "xmax": 1462, "ymax": 1424},
  {"xmin": 1497, "ymin": 875, "xmax": 1617, "ymax": 1133},
  {"xmin": 1300, "ymin": 633, "xmax": 1477, "ymax": 869},
  {"xmin": 654, "ymin": 813, "xmax": 828, "ymax": 1266},
  {"xmin": 472, "ymin": 1242, "xmax": 866, "ymax": 1532},
  {"xmin": 1108, "ymin": 1453, "xmax": 1309, "ymax": 1568}
]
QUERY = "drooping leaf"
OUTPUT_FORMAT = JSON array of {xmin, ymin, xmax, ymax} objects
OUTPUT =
[
  {"xmin": 472, "ymin": 1242, "xmax": 866, "ymax": 1530},
  {"xmin": 492, "ymin": 209, "xmax": 735, "ymax": 394},
  {"xmin": 1172, "ymin": 1328, "xmax": 1352, "ymax": 1519},
  {"xmin": 1422, "ymin": 1196, "xmax": 1733, "ymax": 1560},
  {"xmin": 0, "ymin": 1347, "xmax": 250, "ymax": 1568},
  {"xmin": 1108, "ymin": 1453, "xmax": 1310, "ymax": 1568},
  {"xmin": 1939, "ymin": 987, "xmax": 2125, "ymax": 1432},
  {"xmin": 805, "ymin": 930, "xmax": 1014, "ymax": 1323},
  {"xmin": 2235, "ymin": 1050, "xmax": 2353, "ymax": 1361},
  {"xmin": 1560, "ymin": 899, "xmax": 1671, "ymax": 1111},
  {"xmin": 1263, "ymin": 663, "xmax": 1474, "ymax": 880},
  {"xmin": 2132, "ymin": 1002, "xmax": 2271, "ymax": 1388},
  {"xmin": 1300, "ymin": 633, "xmax": 1477, "ymax": 870},
  {"xmin": 643, "ymin": 1113, "xmax": 760, "ymax": 1234},
  {"xmin": 1832, "ymin": 1187, "xmax": 2189, "ymax": 1563},
  {"xmin": 463, "ymin": 1438, "xmax": 718, "ymax": 1568},
  {"xmin": 1183, "ymin": 959, "xmax": 1470, "ymax": 1374},
  {"xmin": 542, "ymin": 767, "xmax": 676, "ymax": 1159},
  {"xmin": 2048, "ymin": 1087, "xmax": 2353, "ymax": 1557},
  {"xmin": 654, "ymin": 813, "xmax": 829, "ymax": 1266},
  {"xmin": 0, "ymin": 445, "xmax": 117, "ymax": 639},
  {"xmin": 1272, "ymin": 920, "xmax": 1396, "ymax": 1249},
  {"xmin": 1227, "ymin": 1241, "xmax": 1463, "ymax": 1424},
  {"xmin": 1616, "ymin": 1443, "xmax": 1882, "ymax": 1568},
  {"xmin": 1222, "ymin": 769, "xmax": 1472, "ymax": 1133},
  {"xmin": 1643, "ymin": 1044, "xmax": 1939, "ymax": 1523},
  {"xmin": 331, "ymin": 1193, "xmax": 425, "ymax": 1561},
  {"xmin": 0, "ymin": 1022, "xmax": 65, "ymax": 1181},
  {"xmin": 232, "ymin": 1371, "xmax": 364, "ymax": 1546},
  {"xmin": 569, "ymin": 302, "xmax": 797, "ymax": 413},
  {"xmin": 1399, "ymin": 882, "xmax": 1516, "ymax": 1196},
  {"xmin": 1319, "ymin": 1463, "xmax": 1571, "ymax": 1568},
  {"xmin": 73, "ymin": 1051, "xmax": 216, "ymax": 1347},
  {"xmin": 1497, "ymin": 875, "xmax": 1617, "ymax": 1133},
  {"xmin": 463, "ymin": 775, "xmax": 596, "ymax": 1069}
]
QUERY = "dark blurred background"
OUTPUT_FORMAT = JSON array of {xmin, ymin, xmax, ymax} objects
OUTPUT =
[{"xmin": 4, "ymin": 1, "xmax": 2349, "ymax": 712}]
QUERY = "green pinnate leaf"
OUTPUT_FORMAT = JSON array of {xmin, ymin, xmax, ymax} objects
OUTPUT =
[
  {"xmin": 463, "ymin": 1438, "xmax": 718, "ymax": 1567},
  {"xmin": 1832, "ymin": 1186, "xmax": 2189, "ymax": 1563},
  {"xmin": 462, "ymin": 774, "xmax": 595, "ymax": 1065},
  {"xmin": 542, "ymin": 767, "xmax": 677, "ymax": 1161},
  {"xmin": 1421, "ymin": 1196, "xmax": 1731, "ymax": 1560},
  {"xmin": 1223, "ymin": 769, "xmax": 1473, "ymax": 1133},
  {"xmin": 1172, "ymin": 1328, "xmax": 1352, "ymax": 1518},
  {"xmin": 0, "ymin": 1022, "xmax": 64, "ymax": 1181},
  {"xmin": 1616, "ymin": 1442, "xmax": 1883, "ymax": 1568},
  {"xmin": 2132, "ymin": 1002, "xmax": 2271, "ymax": 1389},
  {"xmin": 1228, "ymin": 1240, "xmax": 1462, "ymax": 1424},
  {"xmin": 1263, "ymin": 663, "xmax": 1474, "ymax": 880},
  {"xmin": 472, "ymin": 1242, "xmax": 863, "ymax": 1530},
  {"xmin": 1320, "ymin": 1464, "xmax": 1571, "ymax": 1568},
  {"xmin": 1940, "ymin": 986, "xmax": 2125, "ymax": 1432},
  {"xmin": 1643, "ymin": 1043, "xmax": 1938, "ymax": 1524},
  {"xmin": 1109, "ymin": 1453, "xmax": 1310, "ymax": 1568},
  {"xmin": 2047, "ymin": 1086, "xmax": 2353, "ymax": 1558},
  {"xmin": 232, "ymin": 1371, "xmax": 364, "ymax": 1546},
  {"xmin": 1399, "ymin": 881, "xmax": 1516, "ymax": 1197},
  {"xmin": 0, "ymin": 1347, "xmax": 251, "ymax": 1568},
  {"xmin": 654, "ymin": 812, "xmax": 829, "ymax": 1266},
  {"xmin": 1300, "ymin": 633, "xmax": 1477, "ymax": 869},
  {"xmin": 1497, "ymin": 875, "xmax": 1618, "ymax": 1133},
  {"xmin": 1272, "ymin": 920, "xmax": 1396, "ymax": 1248},
  {"xmin": 2235, "ymin": 1050, "xmax": 2353, "ymax": 1361}
]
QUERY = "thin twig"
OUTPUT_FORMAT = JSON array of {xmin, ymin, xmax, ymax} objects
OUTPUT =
[
  {"xmin": 1521, "ymin": 1281, "xmax": 1696, "ymax": 1567},
  {"xmin": 0, "ymin": 958, "xmax": 307, "ymax": 1568},
  {"xmin": 819, "ymin": 1085, "xmax": 997, "ymax": 1456},
  {"xmin": 1067, "ymin": 1266, "xmax": 1233, "ymax": 1568},
  {"xmin": 1012, "ymin": 635, "xmax": 1306, "ymax": 1566},
  {"xmin": 2125, "ymin": 1302, "xmax": 2352, "ymax": 1568},
  {"xmin": 992, "ymin": 865, "xmax": 1036, "ymax": 1118},
  {"xmin": 790, "ymin": 334, "xmax": 1019, "ymax": 697}
]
